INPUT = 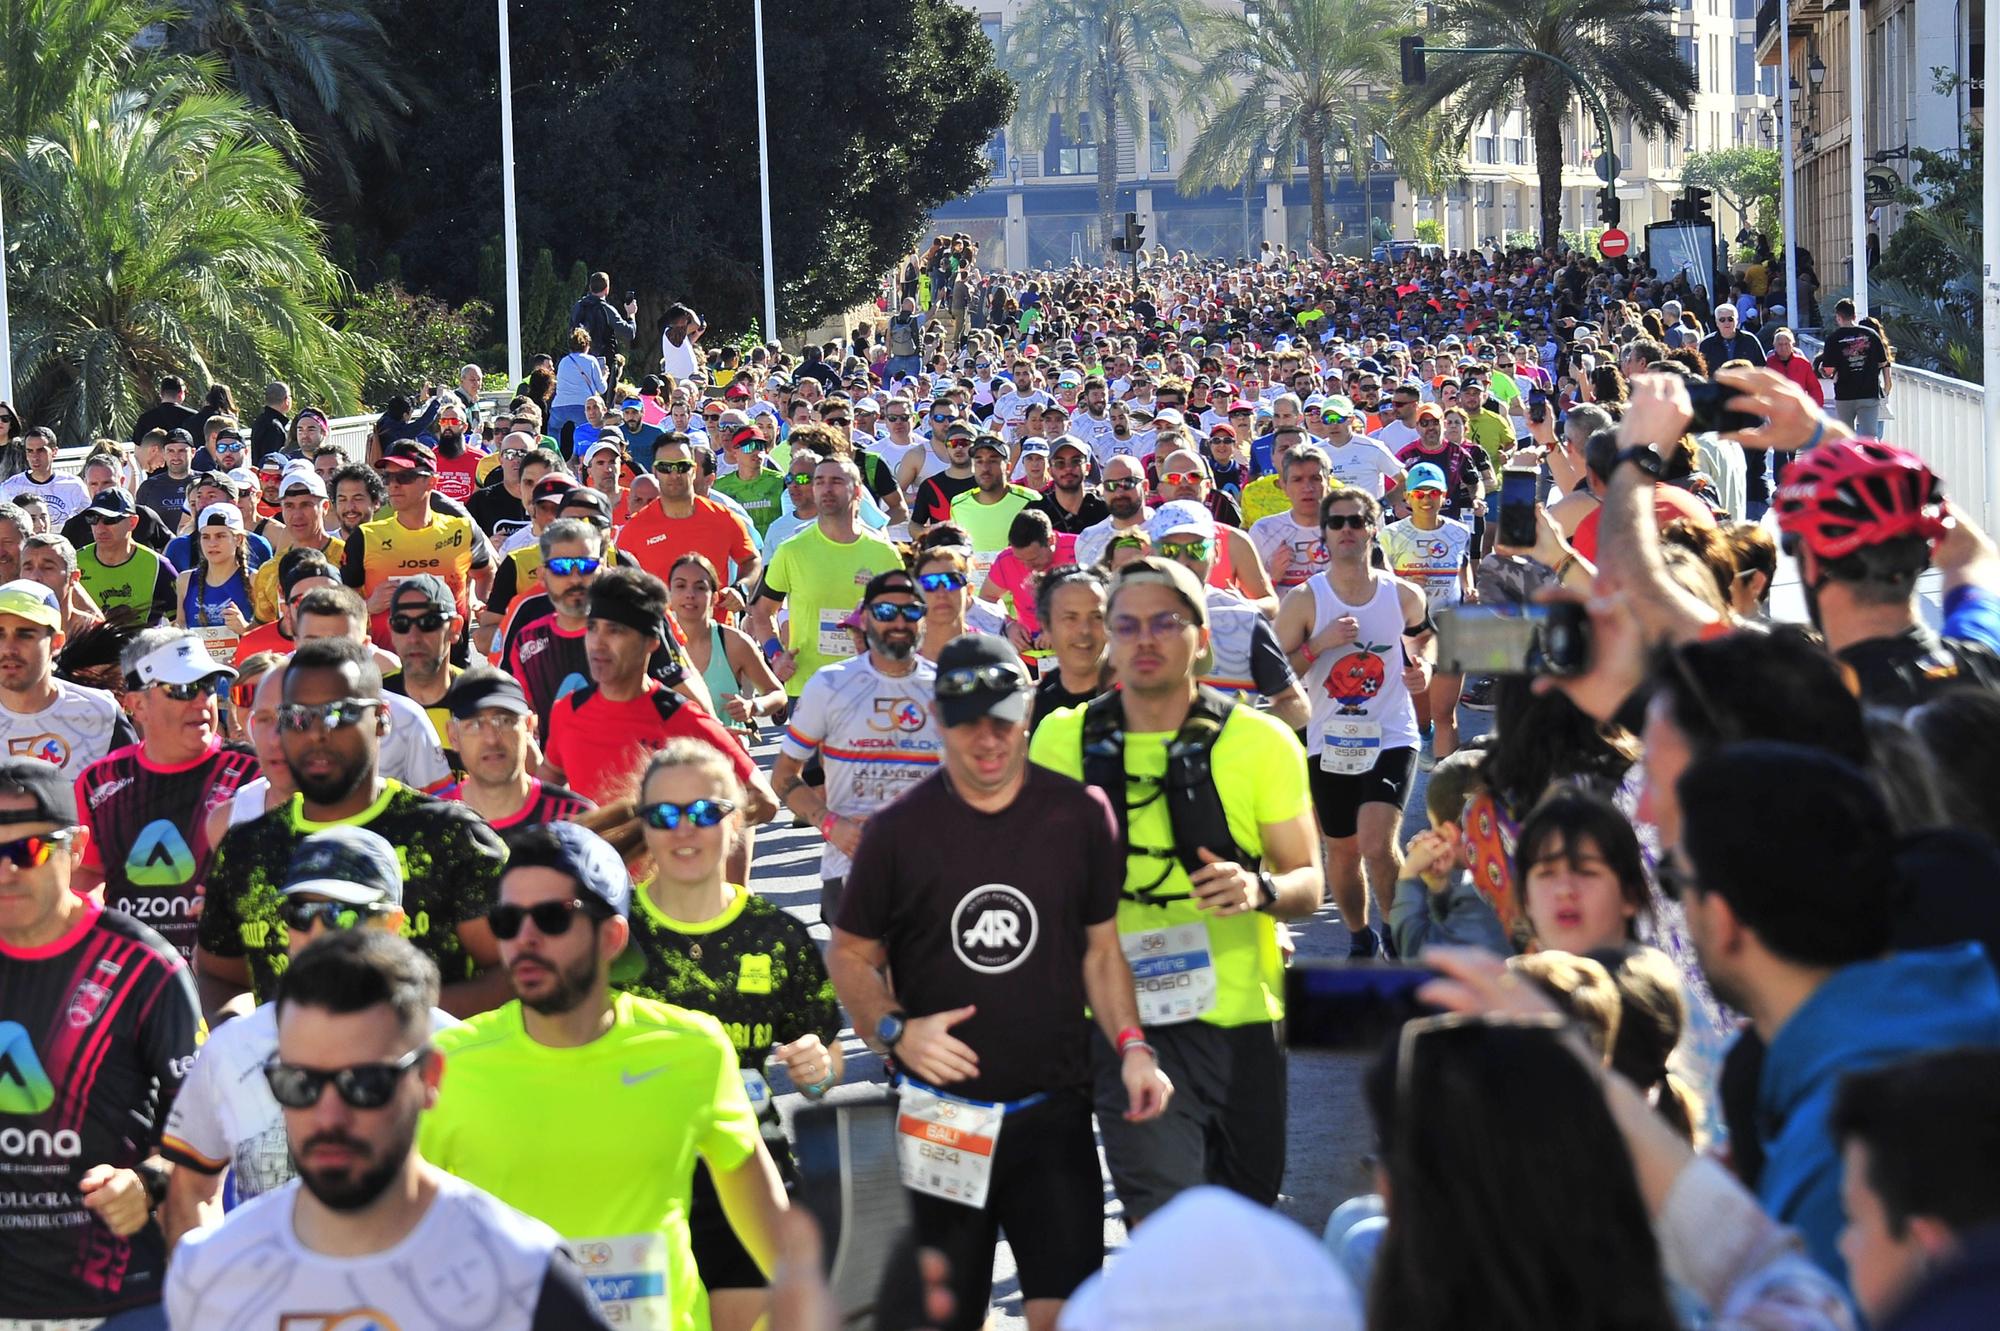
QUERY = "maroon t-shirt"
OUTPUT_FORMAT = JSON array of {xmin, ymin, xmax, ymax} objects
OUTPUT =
[{"xmin": 836, "ymin": 765, "xmax": 1122, "ymax": 1101}]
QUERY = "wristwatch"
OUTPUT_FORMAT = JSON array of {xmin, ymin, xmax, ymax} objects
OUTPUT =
[
  {"xmin": 1611, "ymin": 445, "xmax": 1667, "ymax": 480},
  {"xmin": 1255, "ymin": 870, "xmax": 1280, "ymax": 913},
  {"xmin": 875, "ymin": 1010, "xmax": 908, "ymax": 1051}
]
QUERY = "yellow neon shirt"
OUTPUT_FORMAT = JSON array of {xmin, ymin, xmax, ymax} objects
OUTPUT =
[{"xmin": 249, "ymin": 534, "xmax": 343, "ymax": 623}]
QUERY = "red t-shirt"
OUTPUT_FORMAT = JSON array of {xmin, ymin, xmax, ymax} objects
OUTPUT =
[
  {"xmin": 433, "ymin": 449, "xmax": 485, "ymax": 504},
  {"xmin": 616, "ymin": 496, "xmax": 758, "ymax": 587},
  {"xmin": 1571, "ymin": 483, "xmax": 1717, "ymax": 563},
  {"xmin": 541, "ymin": 680, "xmax": 756, "ymax": 807}
]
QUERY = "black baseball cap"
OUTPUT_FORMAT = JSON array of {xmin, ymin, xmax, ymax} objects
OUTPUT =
[
  {"xmin": 559, "ymin": 489, "xmax": 614, "ymax": 526},
  {"xmin": 389, "ymin": 574, "xmax": 454, "ymax": 616},
  {"xmin": 85, "ymin": 488, "xmax": 136, "ymax": 521},
  {"xmin": 933, "ymin": 633, "xmax": 1033, "ymax": 729},
  {"xmin": 0, "ymin": 757, "xmax": 78, "ymax": 826},
  {"xmin": 380, "ymin": 441, "xmax": 437, "ymax": 475},
  {"xmin": 862, "ymin": 569, "xmax": 918, "ymax": 604},
  {"xmin": 444, "ymin": 670, "xmax": 531, "ymax": 719}
]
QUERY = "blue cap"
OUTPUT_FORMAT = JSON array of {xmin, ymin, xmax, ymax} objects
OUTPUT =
[
  {"xmin": 532, "ymin": 822, "xmax": 632, "ymax": 918},
  {"xmin": 1406, "ymin": 462, "xmax": 1449, "ymax": 493},
  {"xmin": 283, "ymin": 827, "xmax": 404, "ymax": 905}
]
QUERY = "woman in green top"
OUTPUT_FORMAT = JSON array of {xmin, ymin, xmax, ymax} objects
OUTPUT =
[
  {"xmin": 666, "ymin": 553, "xmax": 786, "ymax": 737},
  {"xmin": 624, "ymin": 740, "xmax": 842, "ymax": 1331}
]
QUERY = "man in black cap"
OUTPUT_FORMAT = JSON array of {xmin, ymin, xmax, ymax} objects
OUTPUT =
[
  {"xmin": 439, "ymin": 667, "xmax": 594, "ymax": 829},
  {"xmin": 381, "ymin": 573, "xmax": 463, "ymax": 746},
  {"xmin": 828, "ymin": 633, "xmax": 1171, "ymax": 1331},
  {"xmin": 75, "ymin": 487, "xmax": 177, "ymax": 625},
  {"xmin": 909, "ymin": 421, "xmax": 979, "ymax": 536}
]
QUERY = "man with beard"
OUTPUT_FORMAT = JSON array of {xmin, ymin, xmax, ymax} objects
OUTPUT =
[
  {"xmin": 167, "ymin": 929, "xmax": 612, "ymax": 1327},
  {"xmin": 137, "ymin": 428, "xmax": 197, "ymax": 529},
  {"xmin": 340, "ymin": 441, "xmax": 492, "ymax": 648},
  {"xmin": 161, "ymin": 827, "xmax": 459, "ymax": 1238},
  {"xmin": 1074, "ymin": 454, "xmax": 1154, "ymax": 567},
  {"xmin": 0, "ymin": 578, "xmax": 131, "ymax": 777},
  {"xmin": 430, "ymin": 398, "xmax": 485, "ymax": 504},
  {"xmin": 1069, "ymin": 376, "xmax": 1114, "ymax": 459},
  {"xmin": 196, "ymin": 634, "xmax": 509, "ymax": 1016},
  {"xmin": 909, "ymin": 421, "xmax": 979, "ymax": 537},
  {"xmin": 466, "ymin": 431, "xmax": 545, "ymax": 542},
  {"xmin": 1032, "ymin": 436, "xmax": 1111, "ymax": 536},
  {"xmin": 619, "ymin": 433, "xmax": 760, "ymax": 593},
  {"xmin": 949, "ymin": 436, "xmax": 1040, "ymax": 576},
  {"xmin": 772, "ymin": 570, "xmax": 941, "ymax": 919},
  {"xmin": 328, "ymin": 462, "xmax": 384, "ymax": 543},
  {"xmin": 381, "ymin": 574, "xmax": 463, "ymax": 747},
  {"xmin": 438, "ymin": 669, "xmax": 594, "ymax": 829},
  {"xmin": 419, "ymin": 822, "xmax": 786, "ymax": 1331}
]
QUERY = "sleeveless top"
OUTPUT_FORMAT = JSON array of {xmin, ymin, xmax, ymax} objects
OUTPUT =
[
  {"xmin": 184, "ymin": 566, "xmax": 252, "ymax": 629},
  {"xmin": 1299, "ymin": 572, "xmax": 1420, "ymax": 769},
  {"xmin": 699, "ymin": 623, "xmax": 750, "ymax": 731}
]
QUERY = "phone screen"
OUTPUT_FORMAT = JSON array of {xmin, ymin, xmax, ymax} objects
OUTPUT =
[
  {"xmin": 1285, "ymin": 962, "xmax": 1439, "ymax": 1051},
  {"xmin": 1498, "ymin": 467, "xmax": 1539, "ymax": 548}
]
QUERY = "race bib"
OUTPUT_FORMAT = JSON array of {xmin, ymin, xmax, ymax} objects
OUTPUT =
[
  {"xmin": 895, "ymin": 1083, "xmax": 1002, "ymax": 1209},
  {"xmin": 192, "ymin": 624, "xmax": 240, "ymax": 661},
  {"xmin": 741, "ymin": 1067, "xmax": 772, "ymax": 1111},
  {"xmin": 1121, "ymin": 922, "xmax": 1218, "ymax": 1026},
  {"xmin": 1319, "ymin": 718, "xmax": 1382, "ymax": 776},
  {"xmin": 817, "ymin": 609, "xmax": 857, "ymax": 660},
  {"xmin": 570, "ymin": 1230, "xmax": 670, "ymax": 1329}
]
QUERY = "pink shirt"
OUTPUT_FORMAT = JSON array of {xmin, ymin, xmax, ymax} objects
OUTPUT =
[{"xmin": 988, "ymin": 533, "xmax": 1078, "ymax": 635}]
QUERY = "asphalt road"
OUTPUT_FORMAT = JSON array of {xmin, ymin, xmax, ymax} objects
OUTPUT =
[{"xmin": 743, "ymin": 706, "xmax": 1494, "ymax": 1328}]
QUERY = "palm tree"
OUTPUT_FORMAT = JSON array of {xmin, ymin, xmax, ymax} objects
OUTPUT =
[
  {"xmin": 163, "ymin": 0, "xmax": 413, "ymax": 198},
  {"xmin": 3, "ymin": 69, "xmax": 362, "ymax": 438},
  {"xmin": 0, "ymin": 0, "xmax": 167, "ymax": 142},
  {"xmin": 1005, "ymin": 0, "xmax": 1196, "ymax": 261},
  {"xmin": 1179, "ymin": 0, "xmax": 1434, "ymax": 257},
  {"xmin": 1397, "ymin": 0, "xmax": 1694, "ymax": 245}
]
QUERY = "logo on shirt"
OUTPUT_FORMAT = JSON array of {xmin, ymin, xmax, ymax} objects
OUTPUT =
[
  {"xmin": 869, "ymin": 698, "xmax": 928, "ymax": 733},
  {"xmin": 8, "ymin": 733, "xmax": 67, "ymax": 766},
  {"xmin": 126, "ymin": 818, "xmax": 196, "ymax": 887},
  {"xmin": 951, "ymin": 884, "xmax": 1039, "ymax": 974},
  {"xmin": 0, "ymin": 1021, "xmax": 55, "ymax": 1114},
  {"xmin": 66, "ymin": 959, "xmax": 121, "ymax": 1029},
  {"xmin": 87, "ymin": 774, "xmax": 134, "ymax": 808}
]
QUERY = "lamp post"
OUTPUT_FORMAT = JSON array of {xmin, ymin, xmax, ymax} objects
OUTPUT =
[
  {"xmin": 753, "ymin": 0, "xmax": 778, "ymax": 343},
  {"xmin": 0, "ymin": 188, "xmax": 12, "ymax": 404},
  {"xmin": 1779, "ymin": 3, "xmax": 1798, "ymax": 329},
  {"xmin": 498, "ymin": 0, "xmax": 522, "ymax": 386},
  {"xmin": 1984, "ymin": 0, "xmax": 2000, "ymax": 527},
  {"xmin": 1846, "ymin": 0, "xmax": 1867, "ymax": 314}
]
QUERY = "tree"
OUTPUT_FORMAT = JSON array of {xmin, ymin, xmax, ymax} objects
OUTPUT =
[
  {"xmin": 1871, "ymin": 132, "xmax": 1981, "ymax": 381},
  {"xmin": 3, "ymin": 68, "xmax": 361, "ymax": 436},
  {"xmin": 162, "ymin": 0, "xmax": 414, "ymax": 199},
  {"xmin": 1396, "ymin": 0, "xmax": 1694, "ymax": 245},
  {"xmin": 1178, "ymin": 0, "xmax": 1425, "ymax": 257},
  {"xmin": 341, "ymin": 283, "xmax": 494, "ymax": 408},
  {"xmin": 1006, "ymin": 0, "xmax": 1194, "ymax": 260},
  {"xmin": 1682, "ymin": 146, "xmax": 1780, "ymax": 247}
]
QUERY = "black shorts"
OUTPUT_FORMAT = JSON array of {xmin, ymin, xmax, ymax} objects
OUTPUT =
[
  {"xmin": 688, "ymin": 1136, "xmax": 796, "ymax": 1291},
  {"xmin": 1308, "ymin": 745, "xmax": 1418, "ymax": 839},
  {"xmin": 905, "ymin": 1088, "xmax": 1103, "ymax": 1328}
]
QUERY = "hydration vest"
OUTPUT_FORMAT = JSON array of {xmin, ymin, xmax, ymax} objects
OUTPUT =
[{"xmin": 1079, "ymin": 686, "xmax": 1257, "ymax": 903}]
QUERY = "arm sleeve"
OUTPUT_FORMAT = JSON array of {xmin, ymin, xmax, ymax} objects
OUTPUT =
[
  {"xmin": 762, "ymin": 541, "xmax": 793, "ymax": 598},
  {"xmin": 531, "ymin": 1249, "xmax": 617, "ymax": 1330},
  {"xmin": 1246, "ymin": 617, "xmax": 1299, "ymax": 698}
]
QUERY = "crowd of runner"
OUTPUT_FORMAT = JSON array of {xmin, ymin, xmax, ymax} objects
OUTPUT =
[{"xmin": 1, "ymin": 245, "xmax": 1997, "ymax": 1331}]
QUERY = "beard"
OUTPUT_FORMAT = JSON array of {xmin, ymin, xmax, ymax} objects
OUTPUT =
[
  {"xmin": 293, "ymin": 1114, "xmax": 416, "ymax": 1212},
  {"xmin": 517, "ymin": 935, "xmax": 599, "ymax": 1016},
  {"xmin": 437, "ymin": 430, "xmax": 464, "ymax": 457},
  {"xmin": 867, "ymin": 622, "xmax": 916, "ymax": 660},
  {"xmin": 289, "ymin": 749, "xmax": 371, "ymax": 806},
  {"xmin": 1108, "ymin": 492, "xmax": 1142, "ymax": 519}
]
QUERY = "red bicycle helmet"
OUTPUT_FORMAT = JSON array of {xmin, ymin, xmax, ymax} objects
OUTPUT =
[{"xmin": 1773, "ymin": 437, "xmax": 1947, "ymax": 560}]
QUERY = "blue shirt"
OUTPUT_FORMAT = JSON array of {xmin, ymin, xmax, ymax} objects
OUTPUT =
[
  {"xmin": 552, "ymin": 351, "xmax": 607, "ymax": 407},
  {"xmin": 163, "ymin": 532, "xmax": 271, "ymax": 576}
]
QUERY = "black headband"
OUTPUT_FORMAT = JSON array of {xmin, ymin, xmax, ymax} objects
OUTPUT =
[{"xmin": 588, "ymin": 597, "xmax": 663, "ymax": 642}]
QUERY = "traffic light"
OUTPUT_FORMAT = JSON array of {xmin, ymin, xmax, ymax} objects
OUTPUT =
[
  {"xmin": 1400, "ymin": 36, "xmax": 1426, "ymax": 86},
  {"xmin": 1670, "ymin": 188, "xmax": 1714, "ymax": 224},
  {"xmin": 1597, "ymin": 187, "xmax": 1620, "ymax": 227},
  {"xmin": 1124, "ymin": 211, "xmax": 1145, "ymax": 251}
]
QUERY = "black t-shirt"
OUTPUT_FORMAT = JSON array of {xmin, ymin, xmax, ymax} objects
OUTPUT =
[
  {"xmin": 1034, "ymin": 488, "xmax": 1112, "ymax": 536},
  {"xmin": 1837, "ymin": 625, "xmax": 2000, "ymax": 710},
  {"xmin": 836, "ymin": 766, "xmax": 1121, "ymax": 1101},
  {"xmin": 199, "ymin": 782, "xmax": 506, "ymax": 998},
  {"xmin": 1817, "ymin": 326, "xmax": 1890, "ymax": 401},
  {"xmin": 467, "ymin": 481, "xmax": 528, "ymax": 542},
  {"xmin": 1032, "ymin": 671, "xmax": 1102, "ymax": 729},
  {"xmin": 0, "ymin": 904, "xmax": 201, "ymax": 1318},
  {"xmin": 912, "ymin": 471, "xmax": 976, "ymax": 526},
  {"xmin": 130, "ymin": 401, "xmax": 196, "ymax": 445}
]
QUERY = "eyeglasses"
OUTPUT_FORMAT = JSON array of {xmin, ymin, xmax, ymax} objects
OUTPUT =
[
  {"xmin": 485, "ymin": 898, "xmax": 602, "ymax": 940},
  {"xmin": 1104, "ymin": 478, "xmax": 1143, "ymax": 492},
  {"xmin": 277, "ymin": 698, "xmax": 381, "ymax": 732},
  {"xmin": 654, "ymin": 460, "xmax": 695, "ymax": 475},
  {"xmin": 0, "ymin": 828, "xmax": 76, "ymax": 869},
  {"xmin": 1322, "ymin": 514, "xmax": 1374, "ymax": 531},
  {"xmin": 1109, "ymin": 611, "xmax": 1196, "ymax": 642},
  {"xmin": 1156, "ymin": 539, "xmax": 1212, "ymax": 562},
  {"xmin": 867, "ymin": 601, "xmax": 925, "ymax": 623},
  {"xmin": 153, "ymin": 677, "xmax": 223, "ymax": 702},
  {"xmin": 389, "ymin": 611, "xmax": 448, "ymax": 634},
  {"xmin": 263, "ymin": 1047, "xmax": 428, "ymax": 1111},
  {"xmin": 639, "ymin": 798, "xmax": 737, "ymax": 830},
  {"xmin": 1160, "ymin": 472, "xmax": 1205, "ymax": 488},
  {"xmin": 280, "ymin": 899, "xmax": 394, "ymax": 933},
  {"xmin": 936, "ymin": 663, "xmax": 1029, "ymax": 696},
  {"xmin": 544, "ymin": 556, "xmax": 601, "ymax": 578},
  {"xmin": 916, "ymin": 570, "xmax": 967, "ymax": 593}
]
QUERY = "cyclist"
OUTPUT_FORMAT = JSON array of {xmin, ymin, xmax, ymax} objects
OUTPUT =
[{"xmin": 420, "ymin": 822, "xmax": 790, "ymax": 1331}]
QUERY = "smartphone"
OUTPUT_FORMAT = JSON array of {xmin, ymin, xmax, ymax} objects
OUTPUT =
[
  {"xmin": 1527, "ymin": 389, "xmax": 1548, "ymax": 426},
  {"xmin": 1684, "ymin": 379, "xmax": 1763, "ymax": 435},
  {"xmin": 625, "ymin": 288, "xmax": 638, "ymax": 302},
  {"xmin": 1285, "ymin": 961, "xmax": 1439, "ymax": 1051},
  {"xmin": 1433, "ymin": 603, "xmax": 1590, "ymax": 677},
  {"xmin": 1497, "ymin": 466, "xmax": 1539, "ymax": 548}
]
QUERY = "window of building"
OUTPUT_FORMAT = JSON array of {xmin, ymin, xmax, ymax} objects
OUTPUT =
[
  {"xmin": 1503, "ymin": 137, "xmax": 1525, "ymax": 164},
  {"xmin": 1736, "ymin": 39, "xmax": 1756, "ymax": 95},
  {"xmin": 1680, "ymin": 36, "xmax": 1699, "ymax": 91},
  {"xmin": 1147, "ymin": 103, "xmax": 1170, "ymax": 173},
  {"xmin": 1044, "ymin": 114, "xmax": 1098, "ymax": 177},
  {"xmin": 1476, "ymin": 135, "xmax": 1499, "ymax": 163},
  {"xmin": 990, "ymin": 127, "xmax": 1008, "ymax": 180},
  {"xmin": 980, "ymin": 15, "xmax": 1002, "ymax": 50}
]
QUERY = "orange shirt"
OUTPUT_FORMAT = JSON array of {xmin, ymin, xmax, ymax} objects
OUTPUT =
[
  {"xmin": 232, "ymin": 618, "xmax": 291, "ymax": 664},
  {"xmin": 1571, "ymin": 484, "xmax": 1717, "ymax": 563},
  {"xmin": 616, "ymin": 495, "xmax": 758, "ymax": 587}
]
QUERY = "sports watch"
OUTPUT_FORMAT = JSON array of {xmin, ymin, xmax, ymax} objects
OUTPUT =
[
  {"xmin": 1256, "ymin": 870, "xmax": 1280, "ymax": 912},
  {"xmin": 1611, "ymin": 445, "xmax": 1667, "ymax": 480},
  {"xmin": 875, "ymin": 1010, "xmax": 908, "ymax": 1051}
]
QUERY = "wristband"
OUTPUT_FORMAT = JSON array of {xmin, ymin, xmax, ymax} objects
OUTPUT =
[
  {"xmin": 1804, "ymin": 418, "xmax": 1827, "ymax": 451},
  {"xmin": 1114, "ymin": 1026, "xmax": 1147, "ymax": 1055},
  {"xmin": 1120, "ymin": 1039, "xmax": 1157, "ymax": 1060},
  {"xmin": 818, "ymin": 813, "xmax": 840, "ymax": 840},
  {"xmin": 802, "ymin": 1069, "xmax": 838, "ymax": 1099},
  {"xmin": 1300, "ymin": 642, "xmax": 1318, "ymax": 666}
]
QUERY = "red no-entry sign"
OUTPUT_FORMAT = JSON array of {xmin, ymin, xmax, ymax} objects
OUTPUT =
[{"xmin": 1598, "ymin": 228, "xmax": 1630, "ymax": 258}]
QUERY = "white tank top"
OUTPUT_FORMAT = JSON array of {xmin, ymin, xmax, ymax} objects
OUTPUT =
[
  {"xmin": 1301, "ymin": 571, "xmax": 1420, "ymax": 771},
  {"xmin": 229, "ymin": 777, "xmax": 272, "ymax": 827}
]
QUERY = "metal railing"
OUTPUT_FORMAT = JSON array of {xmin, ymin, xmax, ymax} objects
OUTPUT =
[{"xmin": 1800, "ymin": 334, "xmax": 1989, "ymax": 527}]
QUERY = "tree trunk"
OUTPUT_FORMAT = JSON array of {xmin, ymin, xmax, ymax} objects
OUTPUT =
[
  {"xmin": 1308, "ymin": 135, "xmax": 1328, "ymax": 257},
  {"xmin": 1098, "ymin": 91, "xmax": 1119, "ymax": 263},
  {"xmin": 1528, "ymin": 70, "xmax": 1567, "ymax": 247}
]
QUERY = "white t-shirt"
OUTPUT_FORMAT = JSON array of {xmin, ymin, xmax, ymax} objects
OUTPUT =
[
  {"xmin": 1074, "ymin": 512, "xmax": 1152, "ymax": 568},
  {"xmin": 381, "ymin": 690, "xmax": 451, "ymax": 791},
  {"xmin": 1374, "ymin": 419, "xmax": 1421, "ymax": 453},
  {"xmin": 166, "ymin": 1173, "xmax": 604, "ymax": 1328},
  {"xmin": 163, "ymin": 1001, "xmax": 459, "ymax": 1201},
  {"xmin": 0, "ymin": 471, "xmax": 91, "ymax": 525},
  {"xmin": 1323, "ymin": 436, "xmax": 1407, "ymax": 498},
  {"xmin": 779, "ymin": 654, "xmax": 941, "ymax": 880},
  {"xmin": 1095, "ymin": 429, "xmax": 1155, "ymax": 467},
  {"xmin": 1249, "ymin": 512, "xmax": 1329, "ymax": 589},
  {"xmin": 660, "ymin": 330, "xmax": 701, "ymax": 383},
  {"xmin": 0, "ymin": 679, "xmax": 132, "ymax": 778},
  {"xmin": 1378, "ymin": 516, "xmax": 1474, "ymax": 608}
]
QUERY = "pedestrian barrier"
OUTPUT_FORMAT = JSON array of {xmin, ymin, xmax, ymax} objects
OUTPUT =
[{"xmin": 1798, "ymin": 334, "xmax": 1988, "ymax": 527}]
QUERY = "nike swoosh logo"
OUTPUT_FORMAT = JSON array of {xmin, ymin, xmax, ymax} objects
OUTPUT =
[{"xmin": 622, "ymin": 1066, "xmax": 669, "ymax": 1086}]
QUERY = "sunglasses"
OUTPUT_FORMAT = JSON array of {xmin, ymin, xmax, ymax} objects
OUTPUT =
[
  {"xmin": 277, "ymin": 698, "xmax": 381, "ymax": 733},
  {"xmin": 936, "ymin": 663, "xmax": 1029, "ymax": 696},
  {"xmin": 264, "ymin": 1046, "xmax": 428, "ymax": 1111},
  {"xmin": 280, "ymin": 899, "xmax": 394, "ymax": 933},
  {"xmin": 229, "ymin": 679, "xmax": 260, "ymax": 711},
  {"xmin": 153, "ymin": 677, "xmax": 223, "ymax": 702},
  {"xmin": 867, "ymin": 601, "xmax": 925, "ymax": 623},
  {"xmin": 916, "ymin": 570, "xmax": 967, "ymax": 593},
  {"xmin": 823, "ymin": 416, "xmax": 850, "ymax": 427},
  {"xmin": 1156, "ymin": 538, "xmax": 1212, "ymax": 561},
  {"xmin": 1109, "ymin": 611, "xmax": 1195, "ymax": 642},
  {"xmin": 0, "ymin": 828, "xmax": 76, "ymax": 870},
  {"xmin": 1160, "ymin": 471, "xmax": 1204, "ymax": 488},
  {"xmin": 638, "ymin": 798, "xmax": 737, "ymax": 830},
  {"xmin": 703, "ymin": 411, "xmax": 723, "ymax": 420},
  {"xmin": 654, "ymin": 460, "xmax": 695, "ymax": 475},
  {"xmin": 389, "ymin": 611, "xmax": 449, "ymax": 635},
  {"xmin": 1104, "ymin": 478, "xmax": 1143, "ymax": 492},
  {"xmin": 485, "ymin": 898, "xmax": 602, "ymax": 940},
  {"xmin": 884, "ymin": 414, "xmax": 912, "ymax": 423},
  {"xmin": 1322, "ymin": 514, "xmax": 1374, "ymax": 530},
  {"xmin": 784, "ymin": 472, "xmax": 818, "ymax": 488}
]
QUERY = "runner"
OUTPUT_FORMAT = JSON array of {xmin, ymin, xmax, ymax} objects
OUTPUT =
[
  {"xmin": 1275, "ymin": 484, "xmax": 1433, "ymax": 958},
  {"xmin": 1147, "ymin": 504, "xmax": 1309, "ymax": 730},
  {"xmin": 439, "ymin": 669, "xmax": 596, "ymax": 830},
  {"xmin": 75, "ymin": 487, "xmax": 177, "ymax": 626},
  {"xmin": 0, "ymin": 756, "xmax": 203, "ymax": 1326},
  {"xmin": 668, "ymin": 552, "xmax": 788, "ymax": 740},
  {"xmin": 1149, "ymin": 446, "xmax": 1276, "ymax": 611},
  {"xmin": 772, "ymin": 569, "xmax": 942, "ymax": 919},
  {"xmin": 623, "ymin": 741, "xmax": 844, "ymax": 1331},
  {"xmin": 1030, "ymin": 564, "xmax": 1110, "ymax": 725},
  {"xmin": 161, "ymin": 826, "xmax": 458, "ymax": 1238},
  {"xmin": 166, "ymin": 929, "xmax": 613, "ymax": 1328},
  {"xmin": 829, "ymin": 633, "xmax": 1170, "ymax": 1331},
  {"xmin": 1031, "ymin": 436, "xmax": 1110, "ymax": 536},
  {"xmin": 1073, "ymin": 454, "xmax": 1154, "ymax": 567},
  {"xmin": 249, "ymin": 466, "xmax": 343, "ymax": 621},
  {"xmin": 339, "ymin": 440, "xmax": 494, "ymax": 647},
  {"xmin": 949, "ymin": 435, "xmax": 1041, "ymax": 578},
  {"xmin": 291, "ymin": 586, "xmax": 453, "ymax": 793},
  {"xmin": 73, "ymin": 627, "xmax": 259, "ymax": 961},
  {"xmin": 1030, "ymin": 558, "xmax": 1319, "ymax": 1223},
  {"xmin": 419, "ymin": 821, "xmax": 789, "ymax": 1331},
  {"xmin": 619, "ymin": 431, "xmax": 762, "ymax": 592},
  {"xmin": 1317, "ymin": 395, "xmax": 1409, "ymax": 512},
  {"xmin": 196, "ymin": 634, "xmax": 509, "ymax": 1014},
  {"xmin": 0, "ymin": 426, "xmax": 93, "ymax": 525},
  {"xmin": 1377, "ymin": 462, "xmax": 1475, "ymax": 763},
  {"xmin": 0, "ymin": 578, "xmax": 133, "ymax": 776},
  {"xmin": 1249, "ymin": 443, "xmax": 1334, "ymax": 591},
  {"xmin": 380, "ymin": 574, "xmax": 464, "ymax": 747}
]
